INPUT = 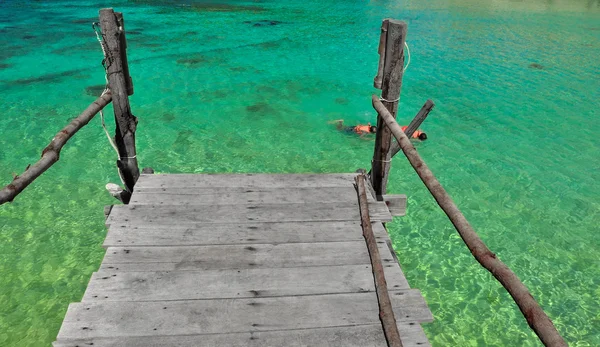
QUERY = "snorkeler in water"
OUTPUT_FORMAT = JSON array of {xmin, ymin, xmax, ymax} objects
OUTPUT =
[
  {"xmin": 330, "ymin": 119, "xmax": 377, "ymax": 135},
  {"xmin": 330, "ymin": 119, "xmax": 427, "ymax": 140},
  {"xmin": 401, "ymin": 126, "xmax": 428, "ymax": 140}
]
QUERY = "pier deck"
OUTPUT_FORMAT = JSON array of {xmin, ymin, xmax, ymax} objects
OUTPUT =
[{"xmin": 54, "ymin": 173, "xmax": 433, "ymax": 347}]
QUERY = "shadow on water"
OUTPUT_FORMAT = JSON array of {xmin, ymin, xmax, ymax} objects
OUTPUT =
[
  {"xmin": 2, "ymin": 69, "xmax": 91, "ymax": 86},
  {"xmin": 144, "ymin": 1, "xmax": 266, "ymax": 14}
]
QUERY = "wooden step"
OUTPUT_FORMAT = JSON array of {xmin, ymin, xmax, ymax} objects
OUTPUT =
[
  {"xmin": 54, "ymin": 323, "xmax": 431, "ymax": 347},
  {"xmin": 103, "ymin": 221, "xmax": 386, "ymax": 247},
  {"xmin": 56, "ymin": 291, "xmax": 433, "ymax": 340},
  {"xmin": 106, "ymin": 202, "xmax": 393, "ymax": 226},
  {"xmin": 82, "ymin": 264, "xmax": 410, "ymax": 302},
  {"xmin": 129, "ymin": 186, "xmax": 359, "ymax": 205},
  {"xmin": 134, "ymin": 173, "xmax": 359, "ymax": 189}
]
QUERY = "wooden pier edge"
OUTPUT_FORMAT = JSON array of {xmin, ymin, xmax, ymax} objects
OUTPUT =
[{"xmin": 372, "ymin": 95, "xmax": 567, "ymax": 347}]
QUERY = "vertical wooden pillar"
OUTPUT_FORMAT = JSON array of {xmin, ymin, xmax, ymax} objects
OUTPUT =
[
  {"xmin": 371, "ymin": 19, "xmax": 407, "ymax": 197},
  {"xmin": 99, "ymin": 8, "xmax": 139, "ymax": 203}
]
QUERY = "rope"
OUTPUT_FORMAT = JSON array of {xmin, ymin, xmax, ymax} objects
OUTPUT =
[{"xmin": 404, "ymin": 41, "xmax": 411, "ymax": 72}]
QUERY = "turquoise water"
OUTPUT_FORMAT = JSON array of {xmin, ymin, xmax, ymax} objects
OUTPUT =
[{"xmin": 1, "ymin": 0, "xmax": 599, "ymax": 345}]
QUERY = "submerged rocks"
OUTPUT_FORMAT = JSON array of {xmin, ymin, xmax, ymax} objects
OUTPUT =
[
  {"xmin": 244, "ymin": 20, "xmax": 284, "ymax": 27},
  {"xmin": 528, "ymin": 63, "xmax": 544, "ymax": 70}
]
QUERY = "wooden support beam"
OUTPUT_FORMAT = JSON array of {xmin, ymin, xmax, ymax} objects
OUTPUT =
[
  {"xmin": 390, "ymin": 99, "xmax": 435, "ymax": 158},
  {"xmin": 371, "ymin": 95, "xmax": 567, "ymax": 347},
  {"xmin": 0, "ymin": 93, "xmax": 112, "ymax": 205},
  {"xmin": 371, "ymin": 19, "xmax": 407, "ymax": 197},
  {"xmin": 99, "ymin": 8, "xmax": 139, "ymax": 203},
  {"xmin": 355, "ymin": 174, "xmax": 403, "ymax": 347}
]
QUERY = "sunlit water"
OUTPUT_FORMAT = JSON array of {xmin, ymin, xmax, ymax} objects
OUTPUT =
[{"xmin": 1, "ymin": 0, "xmax": 599, "ymax": 345}]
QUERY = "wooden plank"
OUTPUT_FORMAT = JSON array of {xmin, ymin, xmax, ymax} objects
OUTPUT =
[
  {"xmin": 105, "ymin": 202, "xmax": 392, "ymax": 225},
  {"xmin": 82, "ymin": 264, "xmax": 410, "ymax": 302},
  {"xmin": 100, "ymin": 242, "xmax": 381, "ymax": 270},
  {"xmin": 104, "ymin": 221, "xmax": 366, "ymax": 247},
  {"xmin": 56, "ymin": 290, "xmax": 433, "ymax": 339},
  {"xmin": 129, "ymin": 186, "xmax": 358, "ymax": 205},
  {"xmin": 382, "ymin": 194, "xmax": 407, "ymax": 216},
  {"xmin": 54, "ymin": 323, "xmax": 430, "ymax": 347},
  {"xmin": 134, "ymin": 173, "xmax": 358, "ymax": 188}
]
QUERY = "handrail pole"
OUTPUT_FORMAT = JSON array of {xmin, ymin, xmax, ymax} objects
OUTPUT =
[
  {"xmin": 0, "ymin": 93, "xmax": 113, "ymax": 205},
  {"xmin": 371, "ymin": 95, "xmax": 567, "ymax": 347},
  {"xmin": 355, "ymin": 174, "xmax": 403, "ymax": 347}
]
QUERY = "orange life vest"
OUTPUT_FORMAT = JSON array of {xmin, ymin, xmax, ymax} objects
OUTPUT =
[
  {"xmin": 401, "ymin": 126, "xmax": 423, "ymax": 139},
  {"xmin": 354, "ymin": 125, "xmax": 372, "ymax": 134}
]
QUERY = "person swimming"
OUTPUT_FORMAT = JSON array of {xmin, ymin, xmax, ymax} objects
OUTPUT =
[
  {"xmin": 401, "ymin": 126, "xmax": 428, "ymax": 140},
  {"xmin": 330, "ymin": 119, "xmax": 427, "ymax": 140},
  {"xmin": 330, "ymin": 119, "xmax": 377, "ymax": 135}
]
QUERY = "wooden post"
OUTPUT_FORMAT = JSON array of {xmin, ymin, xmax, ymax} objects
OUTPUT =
[
  {"xmin": 372, "ymin": 95, "xmax": 567, "ymax": 347},
  {"xmin": 390, "ymin": 99, "xmax": 435, "ymax": 157},
  {"xmin": 99, "ymin": 8, "xmax": 139, "ymax": 202},
  {"xmin": 370, "ymin": 19, "xmax": 407, "ymax": 197},
  {"xmin": 115, "ymin": 12, "xmax": 134, "ymax": 96}
]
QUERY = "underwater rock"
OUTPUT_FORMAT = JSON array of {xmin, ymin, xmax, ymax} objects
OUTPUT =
[
  {"xmin": 246, "ymin": 102, "xmax": 270, "ymax": 113},
  {"xmin": 162, "ymin": 113, "xmax": 175, "ymax": 122},
  {"xmin": 190, "ymin": 3, "xmax": 265, "ymax": 12},
  {"xmin": 528, "ymin": 63, "xmax": 544, "ymax": 70},
  {"xmin": 0, "ymin": 63, "xmax": 12, "ymax": 70},
  {"xmin": 244, "ymin": 20, "xmax": 284, "ymax": 27}
]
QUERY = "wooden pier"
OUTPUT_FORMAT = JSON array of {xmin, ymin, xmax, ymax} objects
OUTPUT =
[
  {"xmin": 53, "ymin": 173, "xmax": 433, "ymax": 346},
  {"xmin": 0, "ymin": 9, "xmax": 568, "ymax": 347}
]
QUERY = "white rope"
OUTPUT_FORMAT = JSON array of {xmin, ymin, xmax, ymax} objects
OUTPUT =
[
  {"xmin": 404, "ymin": 41, "xmax": 411, "ymax": 71},
  {"xmin": 379, "ymin": 96, "xmax": 400, "ymax": 103}
]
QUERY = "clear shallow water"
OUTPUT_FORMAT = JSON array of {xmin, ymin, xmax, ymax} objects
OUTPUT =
[{"xmin": 1, "ymin": 0, "xmax": 599, "ymax": 345}]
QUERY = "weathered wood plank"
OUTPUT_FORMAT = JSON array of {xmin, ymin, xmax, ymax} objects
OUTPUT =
[
  {"xmin": 129, "ymin": 186, "xmax": 357, "ymax": 205},
  {"xmin": 104, "ymin": 221, "xmax": 366, "ymax": 247},
  {"xmin": 100, "ymin": 241, "xmax": 384, "ymax": 270},
  {"xmin": 82, "ymin": 264, "xmax": 410, "ymax": 302},
  {"xmin": 57, "ymin": 290, "xmax": 433, "ymax": 339},
  {"xmin": 382, "ymin": 194, "xmax": 407, "ymax": 216},
  {"xmin": 134, "ymin": 173, "xmax": 358, "ymax": 188},
  {"xmin": 53, "ymin": 323, "xmax": 430, "ymax": 347},
  {"xmin": 105, "ymin": 202, "xmax": 392, "ymax": 225}
]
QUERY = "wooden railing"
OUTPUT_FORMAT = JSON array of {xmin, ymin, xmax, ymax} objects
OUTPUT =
[
  {"xmin": 0, "ymin": 8, "xmax": 139, "ymax": 206},
  {"xmin": 369, "ymin": 19, "xmax": 567, "ymax": 347}
]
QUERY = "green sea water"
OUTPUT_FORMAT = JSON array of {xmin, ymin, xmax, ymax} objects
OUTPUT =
[{"xmin": 1, "ymin": 0, "xmax": 599, "ymax": 345}]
